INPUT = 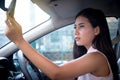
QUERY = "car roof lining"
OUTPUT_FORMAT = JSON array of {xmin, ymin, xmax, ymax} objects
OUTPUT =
[
  {"xmin": 32, "ymin": 0, "xmax": 120, "ymax": 19},
  {"xmin": 31, "ymin": 0, "xmax": 120, "ymax": 30}
]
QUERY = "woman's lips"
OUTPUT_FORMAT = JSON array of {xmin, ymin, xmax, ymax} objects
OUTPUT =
[{"xmin": 75, "ymin": 37, "xmax": 80, "ymax": 41}]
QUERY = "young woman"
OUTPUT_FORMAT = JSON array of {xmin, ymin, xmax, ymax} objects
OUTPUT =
[
  {"xmin": 5, "ymin": 8, "xmax": 119, "ymax": 80},
  {"xmin": 73, "ymin": 8, "xmax": 119, "ymax": 80}
]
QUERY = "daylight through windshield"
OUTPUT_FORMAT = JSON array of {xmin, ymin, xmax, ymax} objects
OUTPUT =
[{"xmin": 0, "ymin": 0, "xmax": 50, "ymax": 48}]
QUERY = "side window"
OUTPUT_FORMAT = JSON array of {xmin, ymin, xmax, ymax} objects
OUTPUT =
[
  {"xmin": 107, "ymin": 17, "xmax": 118, "ymax": 39},
  {"xmin": 31, "ymin": 24, "xmax": 74, "ymax": 65}
]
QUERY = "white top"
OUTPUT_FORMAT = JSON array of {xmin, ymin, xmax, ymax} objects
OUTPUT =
[{"xmin": 77, "ymin": 46, "xmax": 113, "ymax": 80}]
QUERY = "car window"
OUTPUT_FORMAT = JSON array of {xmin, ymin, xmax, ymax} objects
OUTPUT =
[
  {"xmin": 30, "ymin": 17, "xmax": 118, "ymax": 65},
  {"xmin": 107, "ymin": 17, "xmax": 118, "ymax": 39},
  {"xmin": 31, "ymin": 24, "xmax": 74, "ymax": 65},
  {"xmin": 0, "ymin": 0, "xmax": 50, "ymax": 48}
]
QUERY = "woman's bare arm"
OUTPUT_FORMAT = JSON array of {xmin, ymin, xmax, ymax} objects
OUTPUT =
[{"xmin": 5, "ymin": 13, "xmax": 107, "ymax": 80}]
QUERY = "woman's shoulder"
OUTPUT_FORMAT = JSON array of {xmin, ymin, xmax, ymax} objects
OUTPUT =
[
  {"xmin": 86, "ymin": 46, "xmax": 107, "ymax": 61},
  {"xmin": 83, "ymin": 51, "xmax": 110, "ymax": 77},
  {"xmin": 85, "ymin": 50, "xmax": 106, "ymax": 62},
  {"xmin": 78, "ymin": 49, "xmax": 107, "ymax": 68}
]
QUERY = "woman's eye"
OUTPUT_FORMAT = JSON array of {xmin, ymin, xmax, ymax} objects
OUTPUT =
[
  {"xmin": 79, "ymin": 25, "xmax": 84, "ymax": 28},
  {"xmin": 74, "ymin": 25, "xmax": 84, "ymax": 29}
]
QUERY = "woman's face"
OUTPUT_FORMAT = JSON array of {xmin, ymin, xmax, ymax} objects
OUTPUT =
[{"xmin": 74, "ymin": 16, "xmax": 99, "ymax": 49}]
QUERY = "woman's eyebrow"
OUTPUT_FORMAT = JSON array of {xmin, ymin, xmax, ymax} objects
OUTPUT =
[
  {"xmin": 78, "ymin": 23, "xmax": 84, "ymax": 25},
  {"xmin": 75, "ymin": 23, "xmax": 84, "ymax": 26}
]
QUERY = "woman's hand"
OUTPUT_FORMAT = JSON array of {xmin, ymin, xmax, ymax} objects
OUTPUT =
[{"xmin": 5, "ymin": 13, "xmax": 23, "ymax": 44}]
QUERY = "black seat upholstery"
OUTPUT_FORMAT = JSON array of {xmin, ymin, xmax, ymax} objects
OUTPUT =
[{"xmin": 0, "ymin": 57, "xmax": 9, "ymax": 80}]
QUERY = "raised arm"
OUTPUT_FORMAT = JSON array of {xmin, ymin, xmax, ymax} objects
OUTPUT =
[
  {"xmin": 5, "ymin": 13, "xmax": 106, "ymax": 80},
  {"xmin": 5, "ymin": 13, "xmax": 61, "ymax": 79}
]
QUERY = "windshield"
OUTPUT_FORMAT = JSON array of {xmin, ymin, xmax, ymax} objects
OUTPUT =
[{"xmin": 0, "ymin": 0, "xmax": 50, "ymax": 48}]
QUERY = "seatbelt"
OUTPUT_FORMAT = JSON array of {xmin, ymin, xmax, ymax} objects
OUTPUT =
[{"xmin": 112, "ymin": 34, "xmax": 120, "ymax": 45}]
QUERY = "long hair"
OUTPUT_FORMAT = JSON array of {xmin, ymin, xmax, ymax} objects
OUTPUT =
[{"xmin": 73, "ymin": 8, "xmax": 119, "ymax": 80}]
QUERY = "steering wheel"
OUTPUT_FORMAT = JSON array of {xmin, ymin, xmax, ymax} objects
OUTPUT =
[{"xmin": 16, "ymin": 51, "xmax": 44, "ymax": 80}]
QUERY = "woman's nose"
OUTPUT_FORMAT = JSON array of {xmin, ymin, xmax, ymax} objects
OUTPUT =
[{"xmin": 74, "ymin": 28, "xmax": 79, "ymax": 35}]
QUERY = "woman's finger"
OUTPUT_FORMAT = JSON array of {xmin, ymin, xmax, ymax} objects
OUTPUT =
[
  {"xmin": 5, "ymin": 19, "xmax": 12, "ymax": 28},
  {"xmin": 6, "ymin": 18, "xmax": 15, "ymax": 29},
  {"xmin": 6, "ymin": 12, "xmax": 17, "ymax": 28}
]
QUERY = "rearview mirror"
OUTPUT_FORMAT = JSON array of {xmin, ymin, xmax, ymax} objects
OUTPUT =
[{"xmin": 0, "ymin": 0, "xmax": 16, "ymax": 17}]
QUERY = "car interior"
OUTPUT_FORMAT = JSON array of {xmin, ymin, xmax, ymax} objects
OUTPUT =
[{"xmin": 0, "ymin": 0, "xmax": 120, "ymax": 80}]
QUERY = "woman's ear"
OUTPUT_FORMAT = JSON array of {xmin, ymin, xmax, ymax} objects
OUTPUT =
[{"xmin": 94, "ymin": 26, "xmax": 100, "ymax": 35}]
